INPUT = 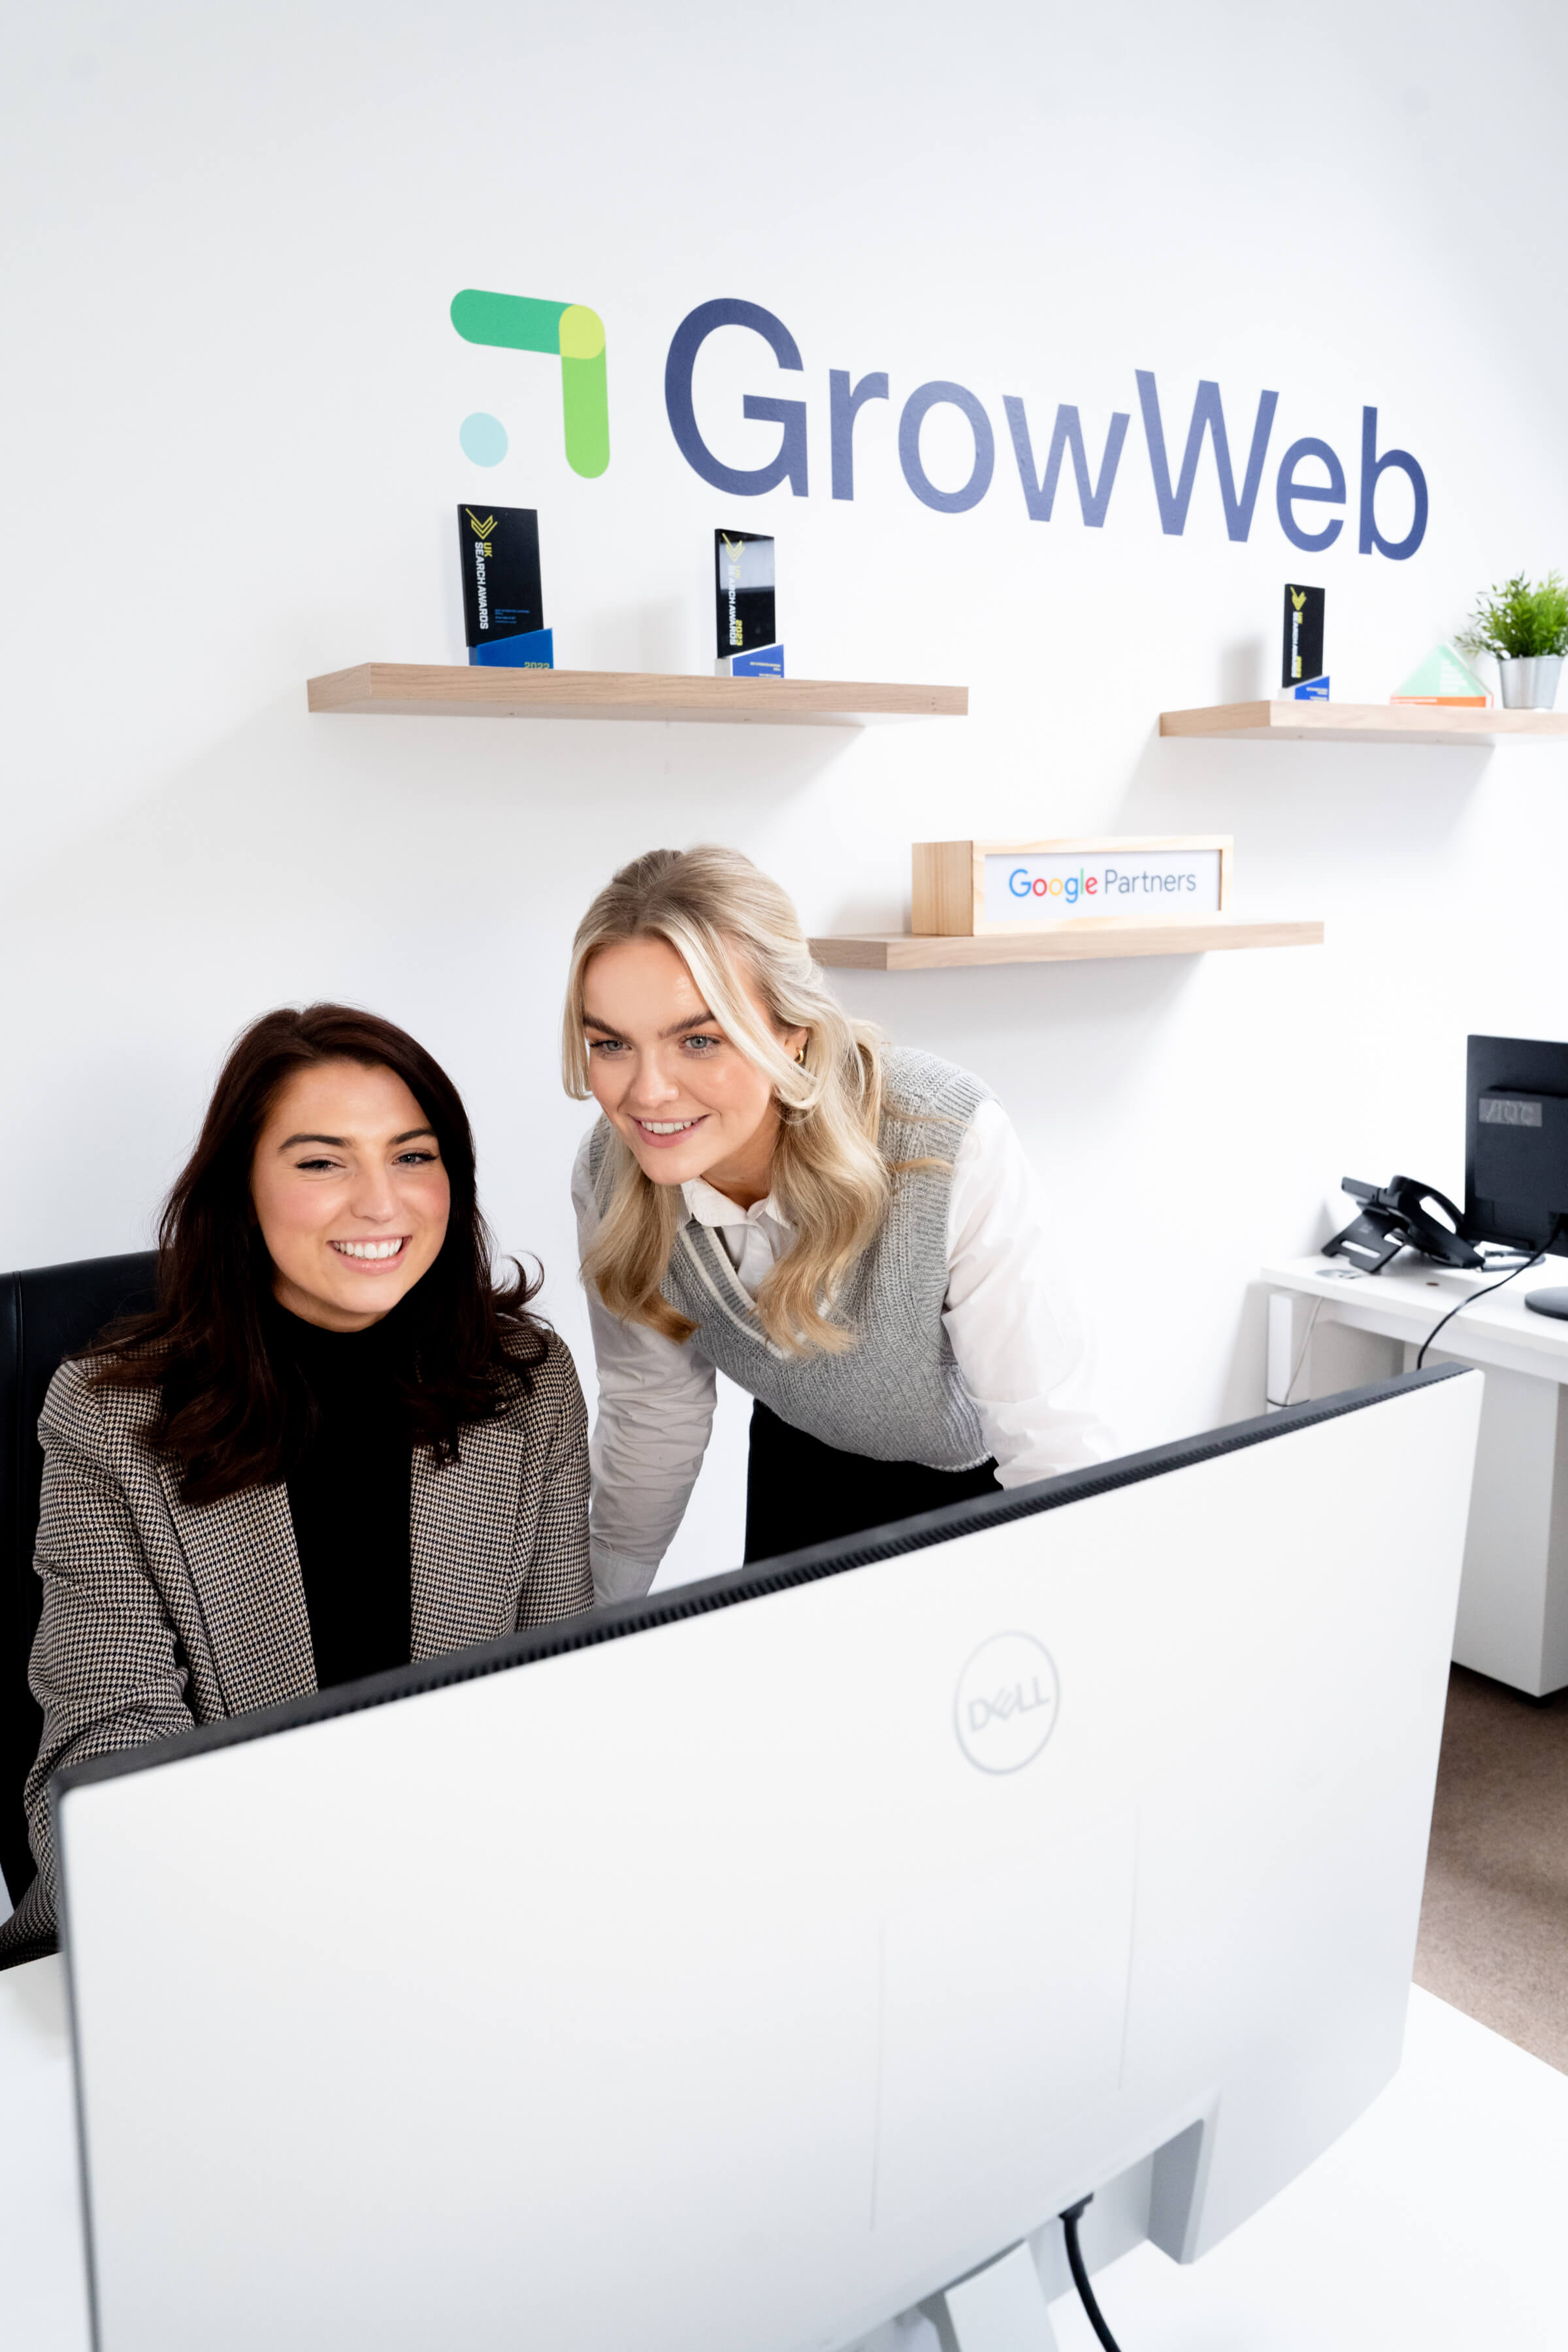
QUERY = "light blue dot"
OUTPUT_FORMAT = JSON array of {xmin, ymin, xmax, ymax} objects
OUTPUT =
[{"xmin": 459, "ymin": 412, "xmax": 508, "ymax": 466}]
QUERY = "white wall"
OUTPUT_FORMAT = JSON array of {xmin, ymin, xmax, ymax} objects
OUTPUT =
[{"xmin": 7, "ymin": 0, "xmax": 1568, "ymax": 1583}]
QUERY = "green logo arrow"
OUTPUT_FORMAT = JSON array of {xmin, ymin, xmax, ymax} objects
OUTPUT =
[{"xmin": 450, "ymin": 289, "xmax": 610, "ymax": 479}]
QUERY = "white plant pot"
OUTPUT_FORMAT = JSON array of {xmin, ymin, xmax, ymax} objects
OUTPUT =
[{"xmin": 1497, "ymin": 655, "xmax": 1563, "ymax": 710}]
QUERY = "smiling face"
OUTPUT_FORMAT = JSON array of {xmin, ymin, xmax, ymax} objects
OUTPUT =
[
  {"xmin": 250, "ymin": 1059, "xmax": 452, "ymax": 1331},
  {"xmin": 582, "ymin": 936, "xmax": 807, "ymax": 1210}
]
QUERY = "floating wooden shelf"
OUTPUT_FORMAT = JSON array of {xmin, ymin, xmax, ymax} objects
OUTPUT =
[
  {"xmin": 1160, "ymin": 700, "xmax": 1568, "ymax": 747},
  {"xmin": 306, "ymin": 663, "xmax": 966, "ymax": 727},
  {"xmin": 809, "ymin": 917, "xmax": 1324, "ymax": 969}
]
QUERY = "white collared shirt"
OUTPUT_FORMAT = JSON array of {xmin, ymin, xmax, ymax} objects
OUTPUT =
[{"xmin": 572, "ymin": 1096, "xmax": 1113, "ymax": 1601}]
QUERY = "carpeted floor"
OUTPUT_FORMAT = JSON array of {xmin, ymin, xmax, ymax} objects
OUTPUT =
[{"xmin": 1414, "ymin": 1665, "xmax": 1568, "ymax": 2074}]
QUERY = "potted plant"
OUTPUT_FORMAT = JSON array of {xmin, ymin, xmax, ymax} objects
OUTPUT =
[{"xmin": 1458, "ymin": 573, "xmax": 1568, "ymax": 709}]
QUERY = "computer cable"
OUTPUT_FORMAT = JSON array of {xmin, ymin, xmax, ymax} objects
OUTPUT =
[
  {"xmin": 1057, "ymin": 2197, "xmax": 1126, "ymax": 2352},
  {"xmin": 1414, "ymin": 1238, "xmax": 1551, "ymax": 1369},
  {"xmin": 1267, "ymin": 1295, "xmax": 1324, "ymax": 1409}
]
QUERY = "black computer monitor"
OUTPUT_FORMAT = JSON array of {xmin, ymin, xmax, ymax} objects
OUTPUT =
[{"xmin": 1465, "ymin": 1035, "xmax": 1568, "ymax": 1250}]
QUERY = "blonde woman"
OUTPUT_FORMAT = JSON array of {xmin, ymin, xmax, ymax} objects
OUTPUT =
[{"xmin": 564, "ymin": 847, "xmax": 1109, "ymax": 1601}]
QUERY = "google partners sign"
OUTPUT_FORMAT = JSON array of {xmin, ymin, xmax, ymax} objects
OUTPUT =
[
  {"xmin": 913, "ymin": 836, "xmax": 1232, "ymax": 938},
  {"xmin": 988, "ymin": 847, "xmax": 1223, "ymax": 925}
]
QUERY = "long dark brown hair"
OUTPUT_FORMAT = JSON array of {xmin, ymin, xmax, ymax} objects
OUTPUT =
[{"xmin": 87, "ymin": 1004, "xmax": 547, "ymax": 1505}]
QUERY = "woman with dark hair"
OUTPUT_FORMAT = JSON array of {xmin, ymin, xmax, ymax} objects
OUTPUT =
[{"xmin": 0, "ymin": 1004, "xmax": 590, "ymax": 1963}]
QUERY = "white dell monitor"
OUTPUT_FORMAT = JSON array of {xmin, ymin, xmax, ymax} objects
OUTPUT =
[{"xmin": 53, "ymin": 1365, "xmax": 1480, "ymax": 2352}]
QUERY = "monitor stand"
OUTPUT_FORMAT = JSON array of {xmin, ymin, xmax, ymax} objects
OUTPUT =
[
  {"xmin": 941, "ymin": 2242, "xmax": 1060, "ymax": 2349},
  {"xmin": 1525, "ymin": 1286, "xmax": 1568, "ymax": 1321}
]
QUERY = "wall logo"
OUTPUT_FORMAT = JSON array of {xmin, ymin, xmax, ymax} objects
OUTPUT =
[
  {"xmin": 662, "ymin": 296, "xmax": 1429, "ymax": 559},
  {"xmin": 953, "ymin": 1631, "xmax": 1060, "ymax": 1774},
  {"xmin": 448, "ymin": 284, "xmax": 1429, "ymax": 561},
  {"xmin": 450, "ymin": 289, "xmax": 610, "ymax": 478}
]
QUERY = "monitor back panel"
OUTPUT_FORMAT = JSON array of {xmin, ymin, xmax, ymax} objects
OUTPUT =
[
  {"xmin": 57, "ymin": 1370, "xmax": 1480, "ymax": 2352},
  {"xmin": 1466, "ymin": 1032, "xmax": 1568, "ymax": 1248}
]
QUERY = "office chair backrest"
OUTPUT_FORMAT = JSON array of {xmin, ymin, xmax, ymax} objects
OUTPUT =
[{"xmin": 1, "ymin": 1252, "xmax": 159, "ymax": 1908}]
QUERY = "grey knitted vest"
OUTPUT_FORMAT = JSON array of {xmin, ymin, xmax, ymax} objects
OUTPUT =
[{"xmin": 589, "ymin": 1046, "xmax": 990, "ymax": 1469}]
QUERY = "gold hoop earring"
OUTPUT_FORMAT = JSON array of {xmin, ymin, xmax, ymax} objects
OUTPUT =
[{"xmin": 795, "ymin": 1047, "xmax": 806, "ymax": 1064}]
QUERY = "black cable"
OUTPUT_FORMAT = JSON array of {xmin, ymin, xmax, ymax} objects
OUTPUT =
[
  {"xmin": 1058, "ymin": 2197, "xmax": 1125, "ymax": 2352},
  {"xmin": 1414, "ymin": 1220, "xmax": 1562, "ymax": 1368}
]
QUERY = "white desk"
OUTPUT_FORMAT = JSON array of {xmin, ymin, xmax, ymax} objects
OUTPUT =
[
  {"xmin": 8, "ymin": 1952, "xmax": 1567, "ymax": 2352},
  {"xmin": 1264, "ymin": 1249, "xmax": 1568, "ymax": 1696}
]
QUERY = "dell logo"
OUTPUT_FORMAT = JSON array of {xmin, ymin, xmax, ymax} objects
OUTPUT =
[
  {"xmin": 966, "ymin": 1679, "xmax": 1053, "ymax": 1731},
  {"xmin": 955, "ymin": 1633, "xmax": 1060, "ymax": 1774}
]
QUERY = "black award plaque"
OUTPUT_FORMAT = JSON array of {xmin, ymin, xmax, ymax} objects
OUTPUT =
[
  {"xmin": 1281, "ymin": 583, "xmax": 1326, "ymax": 687},
  {"xmin": 459, "ymin": 506, "xmax": 544, "ymax": 649},
  {"xmin": 714, "ymin": 530, "xmax": 776, "ymax": 659}
]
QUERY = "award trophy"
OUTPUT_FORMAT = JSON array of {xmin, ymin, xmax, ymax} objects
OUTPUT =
[
  {"xmin": 1281, "ymin": 583, "xmax": 1328, "ymax": 699},
  {"xmin": 714, "ymin": 530, "xmax": 783, "ymax": 676},
  {"xmin": 1390, "ymin": 647, "xmax": 1489, "ymax": 708},
  {"xmin": 458, "ymin": 506, "xmax": 554, "ymax": 668}
]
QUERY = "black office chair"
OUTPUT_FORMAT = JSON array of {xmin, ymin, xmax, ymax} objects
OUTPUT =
[{"xmin": 2, "ymin": 1252, "xmax": 159, "ymax": 1916}]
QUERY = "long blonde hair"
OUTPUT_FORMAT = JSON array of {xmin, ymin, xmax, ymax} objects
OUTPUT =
[{"xmin": 562, "ymin": 846, "xmax": 891, "ymax": 1354}]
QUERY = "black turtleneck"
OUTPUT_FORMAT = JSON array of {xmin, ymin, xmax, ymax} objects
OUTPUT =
[{"xmin": 267, "ymin": 1299, "xmax": 414, "ymax": 1691}]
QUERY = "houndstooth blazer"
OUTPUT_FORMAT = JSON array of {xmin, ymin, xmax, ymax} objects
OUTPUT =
[{"xmin": 0, "ymin": 1333, "xmax": 591, "ymax": 1964}]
